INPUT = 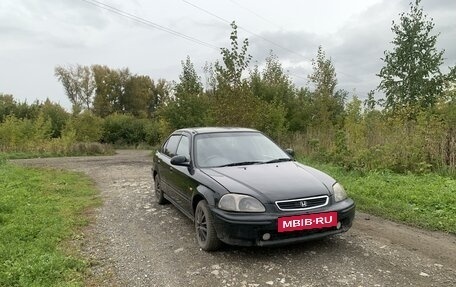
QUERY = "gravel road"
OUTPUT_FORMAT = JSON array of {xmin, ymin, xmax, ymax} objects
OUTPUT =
[{"xmin": 14, "ymin": 150, "xmax": 456, "ymax": 287}]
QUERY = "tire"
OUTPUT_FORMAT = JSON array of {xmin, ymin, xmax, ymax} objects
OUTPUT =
[
  {"xmin": 154, "ymin": 175, "xmax": 168, "ymax": 205},
  {"xmin": 194, "ymin": 200, "xmax": 222, "ymax": 251}
]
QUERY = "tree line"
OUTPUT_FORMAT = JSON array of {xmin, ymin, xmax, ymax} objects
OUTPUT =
[{"xmin": 1, "ymin": 0, "xmax": 455, "ymax": 174}]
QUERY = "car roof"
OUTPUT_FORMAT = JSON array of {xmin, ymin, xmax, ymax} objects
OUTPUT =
[{"xmin": 175, "ymin": 127, "xmax": 258, "ymax": 135}]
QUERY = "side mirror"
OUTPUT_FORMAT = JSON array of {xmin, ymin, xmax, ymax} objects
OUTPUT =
[
  {"xmin": 285, "ymin": 148, "xmax": 295, "ymax": 157},
  {"xmin": 170, "ymin": 155, "xmax": 190, "ymax": 166}
]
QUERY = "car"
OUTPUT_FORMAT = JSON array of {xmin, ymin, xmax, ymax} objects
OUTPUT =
[{"xmin": 151, "ymin": 127, "xmax": 355, "ymax": 251}]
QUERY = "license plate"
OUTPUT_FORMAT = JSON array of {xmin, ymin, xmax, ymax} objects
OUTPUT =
[{"xmin": 278, "ymin": 212, "xmax": 338, "ymax": 232}]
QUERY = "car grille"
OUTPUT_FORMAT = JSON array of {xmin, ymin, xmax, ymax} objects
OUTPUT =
[{"xmin": 275, "ymin": 195, "xmax": 329, "ymax": 211}]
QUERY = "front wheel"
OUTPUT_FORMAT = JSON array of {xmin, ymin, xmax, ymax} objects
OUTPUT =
[
  {"xmin": 195, "ymin": 200, "xmax": 222, "ymax": 251},
  {"xmin": 154, "ymin": 175, "xmax": 168, "ymax": 205}
]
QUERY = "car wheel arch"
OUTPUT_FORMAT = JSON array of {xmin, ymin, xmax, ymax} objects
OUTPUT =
[{"xmin": 192, "ymin": 186, "xmax": 216, "ymax": 214}]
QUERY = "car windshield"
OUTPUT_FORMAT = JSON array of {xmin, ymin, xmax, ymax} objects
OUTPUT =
[{"xmin": 194, "ymin": 132, "xmax": 291, "ymax": 168}]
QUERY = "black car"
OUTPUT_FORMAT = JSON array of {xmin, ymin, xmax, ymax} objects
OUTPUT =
[{"xmin": 152, "ymin": 127, "xmax": 355, "ymax": 251}]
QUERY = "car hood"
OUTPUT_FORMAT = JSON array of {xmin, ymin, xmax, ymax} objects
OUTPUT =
[{"xmin": 201, "ymin": 161, "xmax": 335, "ymax": 203}]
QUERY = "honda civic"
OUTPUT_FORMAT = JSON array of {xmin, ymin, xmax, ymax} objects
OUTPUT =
[{"xmin": 151, "ymin": 127, "xmax": 355, "ymax": 251}]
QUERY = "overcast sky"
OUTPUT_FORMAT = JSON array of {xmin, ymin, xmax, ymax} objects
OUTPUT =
[{"xmin": 1, "ymin": 0, "xmax": 455, "ymax": 110}]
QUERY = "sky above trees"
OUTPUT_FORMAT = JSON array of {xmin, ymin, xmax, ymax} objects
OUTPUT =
[{"xmin": 1, "ymin": 0, "xmax": 455, "ymax": 110}]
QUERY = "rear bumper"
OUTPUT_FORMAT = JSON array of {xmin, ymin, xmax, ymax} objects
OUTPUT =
[{"xmin": 211, "ymin": 199, "xmax": 355, "ymax": 247}]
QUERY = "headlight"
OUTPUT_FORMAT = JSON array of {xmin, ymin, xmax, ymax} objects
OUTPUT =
[
  {"xmin": 218, "ymin": 194, "xmax": 266, "ymax": 212},
  {"xmin": 333, "ymin": 182, "xmax": 347, "ymax": 202}
]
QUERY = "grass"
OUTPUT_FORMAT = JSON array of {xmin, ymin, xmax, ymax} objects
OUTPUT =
[
  {"xmin": 0, "ymin": 143, "xmax": 115, "ymax": 160},
  {"xmin": 0, "ymin": 151, "xmax": 65, "ymax": 160},
  {"xmin": 0, "ymin": 162, "xmax": 100, "ymax": 287},
  {"xmin": 298, "ymin": 157, "xmax": 456, "ymax": 234}
]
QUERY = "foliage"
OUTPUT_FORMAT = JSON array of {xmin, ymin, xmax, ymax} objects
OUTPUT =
[
  {"xmin": 308, "ymin": 46, "xmax": 346, "ymax": 129},
  {"xmin": 91, "ymin": 65, "xmax": 126, "ymax": 118},
  {"xmin": 0, "ymin": 94, "xmax": 40, "ymax": 122},
  {"xmin": 1, "ymin": 5, "xmax": 455, "ymax": 175},
  {"xmin": 0, "ymin": 108, "xmax": 112, "ymax": 157},
  {"xmin": 377, "ymin": 0, "xmax": 451, "ymax": 118},
  {"xmin": 58, "ymin": 65, "xmax": 163, "ymax": 119},
  {"xmin": 55, "ymin": 65, "xmax": 95, "ymax": 115},
  {"xmin": 0, "ymin": 94, "xmax": 16, "ymax": 122},
  {"xmin": 249, "ymin": 52, "xmax": 293, "ymax": 138},
  {"xmin": 214, "ymin": 21, "xmax": 252, "ymax": 89},
  {"xmin": 0, "ymin": 163, "xmax": 100, "ymax": 286},
  {"xmin": 101, "ymin": 113, "xmax": 159, "ymax": 146},
  {"xmin": 209, "ymin": 21, "xmax": 259, "ymax": 128},
  {"xmin": 66, "ymin": 111, "xmax": 104, "ymax": 143},
  {"xmin": 0, "ymin": 113, "xmax": 56, "ymax": 152},
  {"xmin": 159, "ymin": 57, "xmax": 212, "ymax": 130},
  {"xmin": 254, "ymin": 101, "xmax": 287, "ymax": 141},
  {"xmin": 41, "ymin": 99, "xmax": 70, "ymax": 138}
]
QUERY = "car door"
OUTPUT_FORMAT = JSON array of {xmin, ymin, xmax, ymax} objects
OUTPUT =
[
  {"xmin": 156, "ymin": 134, "xmax": 181, "ymax": 200},
  {"xmin": 166, "ymin": 133, "xmax": 196, "ymax": 216}
]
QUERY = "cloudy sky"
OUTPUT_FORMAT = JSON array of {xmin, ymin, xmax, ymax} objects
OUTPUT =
[{"xmin": 1, "ymin": 0, "xmax": 455, "ymax": 110}]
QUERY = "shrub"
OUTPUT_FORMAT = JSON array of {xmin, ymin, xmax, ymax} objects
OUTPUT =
[
  {"xmin": 102, "ymin": 113, "xmax": 159, "ymax": 146},
  {"xmin": 67, "ymin": 111, "xmax": 104, "ymax": 142}
]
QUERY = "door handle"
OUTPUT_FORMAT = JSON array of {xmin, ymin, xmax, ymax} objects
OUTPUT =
[{"xmin": 169, "ymin": 166, "xmax": 174, "ymax": 172}]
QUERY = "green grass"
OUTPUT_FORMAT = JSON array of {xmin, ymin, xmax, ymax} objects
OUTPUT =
[
  {"xmin": 0, "ymin": 151, "xmax": 63, "ymax": 160},
  {"xmin": 0, "ymin": 162, "xmax": 100, "ymax": 287},
  {"xmin": 0, "ymin": 142, "xmax": 115, "ymax": 160},
  {"xmin": 299, "ymin": 158, "xmax": 456, "ymax": 234}
]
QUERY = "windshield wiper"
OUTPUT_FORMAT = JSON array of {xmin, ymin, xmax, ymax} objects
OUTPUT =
[
  {"xmin": 264, "ymin": 158, "xmax": 293, "ymax": 164},
  {"xmin": 217, "ymin": 161, "xmax": 264, "ymax": 167}
]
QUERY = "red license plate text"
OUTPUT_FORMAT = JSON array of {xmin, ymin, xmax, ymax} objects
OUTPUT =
[{"xmin": 278, "ymin": 212, "xmax": 338, "ymax": 232}]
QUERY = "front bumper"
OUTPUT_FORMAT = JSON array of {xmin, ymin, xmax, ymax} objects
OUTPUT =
[{"xmin": 211, "ymin": 199, "xmax": 355, "ymax": 247}]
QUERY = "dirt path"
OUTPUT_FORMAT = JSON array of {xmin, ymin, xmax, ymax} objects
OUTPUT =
[{"xmin": 14, "ymin": 150, "xmax": 456, "ymax": 287}]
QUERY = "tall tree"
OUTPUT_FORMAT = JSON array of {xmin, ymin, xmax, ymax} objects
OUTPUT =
[
  {"xmin": 308, "ymin": 46, "xmax": 345, "ymax": 128},
  {"xmin": 160, "ymin": 57, "xmax": 210, "ymax": 129},
  {"xmin": 54, "ymin": 65, "xmax": 95, "ymax": 114},
  {"xmin": 78, "ymin": 66, "xmax": 95, "ymax": 111},
  {"xmin": 211, "ymin": 21, "xmax": 258, "ymax": 127},
  {"xmin": 123, "ymin": 75, "xmax": 153, "ymax": 118},
  {"xmin": 249, "ymin": 52, "xmax": 294, "ymax": 136},
  {"xmin": 55, "ymin": 65, "xmax": 81, "ymax": 114},
  {"xmin": 214, "ymin": 21, "xmax": 252, "ymax": 90},
  {"xmin": 250, "ymin": 51, "xmax": 294, "ymax": 105},
  {"xmin": 92, "ymin": 65, "xmax": 116, "ymax": 117},
  {"xmin": 149, "ymin": 79, "xmax": 171, "ymax": 118},
  {"xmin": 92, "ymin": 66, "xmax": 154, "ymax": 117},
  {"xmin": 377, "ymin": 0, "xmax": 447, "ymax": 116},
  {"xmin": 175, "ymin": 56, "xmax": 204, "ymax": 96}
]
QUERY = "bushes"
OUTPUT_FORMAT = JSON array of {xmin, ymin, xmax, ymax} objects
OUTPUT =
[
  {"xmin": 292, "ymin": 104, "xmax": 456, "ymax": 176},
  {"xmin": 0, "ymin": 101, "xmax": 161, "ymax": 156},
  {"xmin": 67, "ymin": 111, "xmax": 103, "ymax": 142},
  {"xmin": 101, "ymin": 113, "xmax": 160, "ymax": 146},
  {"xmin": 0, "ymin": 115, "xmax": 50, "ymax": 152},
  {"xmin": 0, "ymin": 113, "xmax": 114, "ymax": 157}
]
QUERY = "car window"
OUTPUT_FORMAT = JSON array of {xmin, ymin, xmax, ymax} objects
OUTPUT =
[
  {"xmin": 195, "ymin": 132, "xmax": 289, "ymax": 167},
  {"xmin": 164, "ymin": 135, "xmax": 181, "ymax": 157},
  {"xmin": 176, "ymin": 135, "xmax": 190, "ymax": 160}
]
